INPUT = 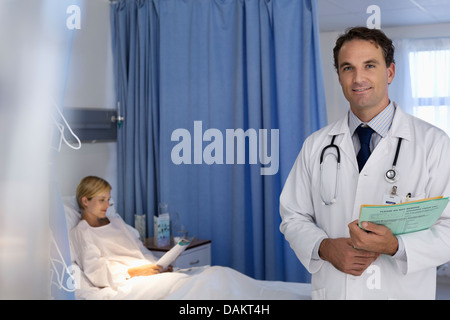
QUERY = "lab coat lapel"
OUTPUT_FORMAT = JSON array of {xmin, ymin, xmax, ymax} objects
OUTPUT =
[
  {"xmin": 362, "ymin": 104, "xmax": 412, "ymax": 172},
  {"xmin": 388, "ymin": 103, "xmax": 412, "ymax": 142}
]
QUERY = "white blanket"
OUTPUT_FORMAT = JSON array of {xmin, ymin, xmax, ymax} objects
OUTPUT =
[{"xmin": 76, "ymin": 265, "xmax": 311, "ymax": 300}]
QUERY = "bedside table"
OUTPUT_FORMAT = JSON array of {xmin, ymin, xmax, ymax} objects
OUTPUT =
[{"xmin": 145, "ymin": 238, "xmax": 211, "ymax": 269}]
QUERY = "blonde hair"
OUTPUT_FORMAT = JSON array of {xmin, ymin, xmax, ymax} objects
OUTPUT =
[{"xmin": 76, "ymin": 176, "xmax": 112, "ymax": 210}]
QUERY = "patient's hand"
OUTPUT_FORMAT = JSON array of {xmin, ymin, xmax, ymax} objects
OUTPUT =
[
  {"xmin": 128, "ymin": 264, "xmax": 162, "ymax": 278},
  {"xmin": 127, "ymin": 264, "xmax": 173, "ymax": 278}
]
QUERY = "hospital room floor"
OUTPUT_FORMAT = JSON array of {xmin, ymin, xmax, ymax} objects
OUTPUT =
[{"xmin": 436, "ymin": 276, "xmax": 450, "ymax": 300}]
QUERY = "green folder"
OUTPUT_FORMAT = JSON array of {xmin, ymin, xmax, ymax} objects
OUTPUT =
[{"xmin": 359, "ymin": 196, "xmax": 450, "ymax": 236}]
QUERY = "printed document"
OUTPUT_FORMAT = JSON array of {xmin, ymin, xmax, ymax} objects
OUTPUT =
[
  {"xmin": 156, "ymin": 238, "xmax": 192, "ymax": 271},
  {"xmin": 359, "ymin": 196, "xmax": 449, "ymax": 235}
]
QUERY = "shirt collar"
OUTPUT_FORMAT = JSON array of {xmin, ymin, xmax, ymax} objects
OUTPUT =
[{"xmin": 348, "ymin": 101, "xmax": 395, "ymax": 138}]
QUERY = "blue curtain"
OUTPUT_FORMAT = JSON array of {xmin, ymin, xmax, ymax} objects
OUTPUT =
[{"xmin": 111, "ymin": 0, "xmax": 326, "ymax": 282}]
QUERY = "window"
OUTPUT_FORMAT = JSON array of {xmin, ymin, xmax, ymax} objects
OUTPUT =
[{"xmin": 407, "ymin": 44, "xmax": 450, "ymax": 136}]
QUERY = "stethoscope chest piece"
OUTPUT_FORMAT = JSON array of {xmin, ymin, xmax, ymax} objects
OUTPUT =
[{"xmin": 385, "ymin": 167, "xmax": 398, "ymax": 183}]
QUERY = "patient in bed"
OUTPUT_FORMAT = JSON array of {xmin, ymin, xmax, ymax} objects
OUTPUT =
[
  {"xmin": 69, "ymin": 176, "xmax": 170, "ymax": 289},
  {"xmin": 68, "ymin": 176, "xmax": 311, "ymax": 300}
]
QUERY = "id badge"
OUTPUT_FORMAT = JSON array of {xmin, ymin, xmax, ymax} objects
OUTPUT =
[{"xmin": 382, "ymin": 194, "xmax": 401, "ymax": 205}]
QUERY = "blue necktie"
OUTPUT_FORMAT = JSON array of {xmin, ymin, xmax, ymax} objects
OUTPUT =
[{"xmin": 356, "ymin": 125, "xmax": 374, "ymax": 172}]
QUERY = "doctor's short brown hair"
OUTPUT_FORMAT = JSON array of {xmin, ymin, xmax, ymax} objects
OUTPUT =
[
  {"xmin": 333, "ymin": 26, "xmax": 395, "ymax": 72},
  {"xmin": 76, "ymin": 176, "xmax": 111, "ymax": 210}
]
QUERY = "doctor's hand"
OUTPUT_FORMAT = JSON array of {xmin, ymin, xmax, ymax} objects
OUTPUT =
[
  {"xmin": 318, "ymin": 238, "xmax": 380, "ymax": 276},
  {"xmin": 348, "ymin": 220, "xmax": 398, "ymax": 256}
]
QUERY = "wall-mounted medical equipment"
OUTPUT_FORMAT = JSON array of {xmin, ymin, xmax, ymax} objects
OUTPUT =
[
  {"xmin": 62, "ymin": 108, "xmax": 118, "ymax": 143},
  {"xmin": 51, "ymin": 100, "xmax": 82, "ymax": 151}
]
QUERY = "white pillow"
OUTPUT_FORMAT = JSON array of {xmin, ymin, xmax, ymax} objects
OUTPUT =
[
  {"xmin": 63, "ymin": 196, "xmax": 82, "ymax": 232},
  {"xmin": 62, "ymin": 196, "xmax": 117, "ymax": 231}
]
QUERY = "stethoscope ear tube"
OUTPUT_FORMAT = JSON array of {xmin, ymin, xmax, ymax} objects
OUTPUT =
[
  {"xmin": 320, "ymin": 135, "xmax": 340, "ymax": 205},
  {"xmin": 320, "ymin": 135, "xmax": 340, "ymax": 164},
  {"xmin": 320, "ymin": 162, "xmax": 340, "ymax": 205},
  {"xmin": 385, "ymin": 138, "xmax": 403, "ymax": 183}
]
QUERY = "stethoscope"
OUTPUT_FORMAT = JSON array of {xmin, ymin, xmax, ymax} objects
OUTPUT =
[
  {"xmin": 319, "ymin": 135, "xmax": 340, "ymax": 205},
  {"xmin": 319, "ymin": 134, "xmax": 403, "ymax": 205}
]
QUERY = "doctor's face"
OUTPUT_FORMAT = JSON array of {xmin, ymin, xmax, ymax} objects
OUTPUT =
[
  {"xmin": 337, "ymin": 39, "xmax": 395, "ymax": 121},
  {"xmin": 82, "ymin": 190, "xmax": 111, "ymax": 220}
]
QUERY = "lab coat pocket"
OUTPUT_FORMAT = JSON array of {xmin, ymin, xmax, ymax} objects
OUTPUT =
[
  {"xmin": 401, "ymin": 193, "xmax": 425, "ymax": 203},
  {"xmin": 311, "ymin": 288, "xmax": 326, "ymax": 300}
]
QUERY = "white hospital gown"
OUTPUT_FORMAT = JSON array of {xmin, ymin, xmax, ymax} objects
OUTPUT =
[{"xmin": 70, "ymin": 216, "xmax": 156, "ymax": 289}]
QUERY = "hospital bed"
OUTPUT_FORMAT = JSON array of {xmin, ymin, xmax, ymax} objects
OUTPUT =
[{"xmin": 62, "ymin": 196, "xmax": 311, "ymax": 300}]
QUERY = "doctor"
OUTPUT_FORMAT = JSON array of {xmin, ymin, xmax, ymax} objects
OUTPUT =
[{"xmin": 280, "ymin": 27, "xmax": 450, "ymax": 299}]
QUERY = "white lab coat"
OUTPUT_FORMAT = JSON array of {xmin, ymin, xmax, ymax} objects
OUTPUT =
[{"xmin": 280, "ymin": 104, "xmax": 450, "ymax": 299}]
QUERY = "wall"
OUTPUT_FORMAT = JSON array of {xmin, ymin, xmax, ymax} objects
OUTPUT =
[
  {"xmin": 319, "ymin": 22, "xmax": 450, "ymax": 124},
  {"xmin": 55, "ymin": 0, "xmax": 118, "ymax": 201}
]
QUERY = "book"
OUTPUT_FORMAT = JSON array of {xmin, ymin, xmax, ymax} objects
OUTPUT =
[{"xmin": 358, "ymin": 196, "xmax": 449, "ymax": 235}]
